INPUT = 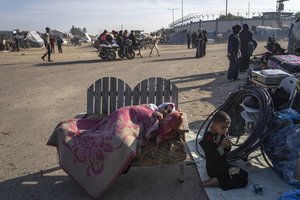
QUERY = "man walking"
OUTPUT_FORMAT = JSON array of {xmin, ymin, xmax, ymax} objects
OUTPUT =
[
  {"xmin": 41, "ymin": 27, "xmax": 52, "ymax": 62},
  {"xmin": 149, "ymin": 32, "xmax": 160, "ymax": 57}
]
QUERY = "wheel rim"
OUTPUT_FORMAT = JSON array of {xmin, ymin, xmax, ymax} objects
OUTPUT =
[{"xmin": 107, "ymin": 51, "xmax": 116, "ymax": 60}]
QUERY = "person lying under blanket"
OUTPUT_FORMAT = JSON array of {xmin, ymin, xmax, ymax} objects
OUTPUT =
[{"xmin": 47, "ymin": 102, "xmax": 185, "ymax": 199}]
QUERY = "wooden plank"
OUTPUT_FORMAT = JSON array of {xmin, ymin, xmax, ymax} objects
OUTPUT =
[
  {"xmin": 87, "ymin": 77, "xmax": 179, "ymax": 114},
  {"xmin": 87, "ymin": 84, "xmax": 94, "ymax": 114},
  {"xmin": 172, "ymin": 84, "xmax": 179, "ymax": 109},
  {"xmin": 156, "ymin": 77, "xmax": 164, "ymax": 105},
  {"xmin": 102, "ymin": 77, "xmax": 109, "ymax": 114},
  {"xmin": 164, "ymin": 80, "xmax": 171, "ymax": 103},
  {"xmin": 148, "ymin": 78, "xmax": 156, "ymax": 104},
  {"xmin": 132, "ymin": 83, "xmax": 141, "ymax": 105},
  {"xmin": 110, "ymin": 77, "xmax": 117, "ymax": 113},
  {"xmin": 125, "ymin": 84, "xmax": 132, "ymax": 106},
  {"xmin": 117, "ymin": 79, "xmax": 125, "ymax": 109},
  {"xmin": 140, "ymin": 79, "xmax": 148, "ymax": 104},
  {"xmin": 94, "ymin": 79, "xmax": 102, "ymax": 114}
]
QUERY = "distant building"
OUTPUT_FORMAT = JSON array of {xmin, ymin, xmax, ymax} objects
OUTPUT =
[{"xmin": 262, "ymin": 12, "xmax": 294, "ymax": 20}]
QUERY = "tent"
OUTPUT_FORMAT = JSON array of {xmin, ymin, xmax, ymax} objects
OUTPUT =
[
  {"xmin": 49, "ymin": 29, "xmax": 65, "ymax": 38},
  {"xmin": 288, "ymin": 20, "xmax": 300, "ymax": 56},
  {"xmin": 26, "ymin": 31, "xmax": 44, "ymax": 47},
  {"xmin": 255, "ymin": 25, "xmax": 281, "ymax": 39},
  {"xmin": 85, "ymin": 33, "xmax": 92, "ymax": 43}
]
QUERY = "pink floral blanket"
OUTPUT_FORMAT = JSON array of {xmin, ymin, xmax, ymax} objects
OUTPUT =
[{"xmin": 47, "ymin": 104, "xmax": 156, "ymax": 199}]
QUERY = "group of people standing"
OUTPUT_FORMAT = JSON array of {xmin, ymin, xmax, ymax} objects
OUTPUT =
[
  {"xmin": 227, "ymin": 23, "xmax": 255, "ymax": 82},
  {"xmin": 49, "ymin": 37, "xmax": 63, "ymax": 54},
  {"xmin": 187, "ymin": 24, "xmax": 255, "ymax": 82},
  {"xmin": 187, "ymin": 30, "xmax": 206, "ymax": 49},
  {"xmin": 187, "ymin": 29, "xmax": 208, "ymax": 58}
]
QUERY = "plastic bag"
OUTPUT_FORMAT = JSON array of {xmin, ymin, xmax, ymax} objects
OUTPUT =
[
  {"xmin": 277, "ymin": 189, "xmax": 300, "ymax": 200},
  {"xmin": 262, "ymin": 124, "xmax": 300, "ymax": 188}
]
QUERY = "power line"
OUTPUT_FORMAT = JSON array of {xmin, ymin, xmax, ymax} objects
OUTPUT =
[{"xmin": 168, "ymin": 8, "xmax": 179, "ymax": 27}]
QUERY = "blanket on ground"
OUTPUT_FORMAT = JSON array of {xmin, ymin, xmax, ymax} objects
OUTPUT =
[{"xmin": 47, "ymin": 104, "xmax": 157, "ymax": 199}]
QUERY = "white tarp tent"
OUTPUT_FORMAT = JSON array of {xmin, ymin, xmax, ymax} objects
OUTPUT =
[
  {"xmin": 49, "ymin": 29, "xmax": 64, "ymax": 38},
  {"xmin": 256, "ymin": 26, "xmax": 281, "ymax": 39},
  {"xmin": 26, "ymin": 31, "xmax": 44, "ymax": 47},
  {"xmin": 85, "ymin": 33, "xmax": 91, "ymax": 43},
  {"xmin": 288, "ymin": 20, "xmax": 300, "ymax": 56}
]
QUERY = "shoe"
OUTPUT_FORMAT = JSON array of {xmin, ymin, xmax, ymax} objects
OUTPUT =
[
  {"xmin": 48, "ymin": 60, "xmax": 53, "ymax": 62},
  {"xmin": 233, "ymin": 78, "xmax": 241, "ymax": 81},
  {"xmin": 158, "ymin": 54, "xmax": 160, "ymax": 57},
  {"xmin": 227, "ymin": 79, "xmax": 233, "ymax": 82},
  {"xmin": 41, "ymin": 57, "xmax": 45, "ymax": 61},
  {"xmin": 149, "ymin": 55, "xmax": 152, "ymax": 57}
]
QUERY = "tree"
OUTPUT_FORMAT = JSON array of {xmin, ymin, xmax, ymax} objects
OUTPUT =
[
  {"xmin": 69, "ymin": 25, "xmax": 85, "ymax": 37},
  {"xmin": 218, "ymin": 13, "xmax": 241, "ymax": 20},
  {"xmin": 83, "ymin": 27, "xmax": 87, "ymax": 33}
]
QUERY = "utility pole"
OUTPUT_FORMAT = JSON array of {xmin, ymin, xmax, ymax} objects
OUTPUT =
[
  {"xmin": 225, "ymin": 0, "xmax": 228, "ymax": 16},
  {"xmin": 168, "ymin": 8, "xmax": 179, "ymax": 27},
  {"xmin": 248, "ymin": 1, "xmax": 250, "ymax": 18},
  {"xmin": 276, "ymin": 0, "xmax": 289, "ymax": 27},
  {"xmin": 181, "ymin": 0, "xmax": 184, "ymax": 25}
]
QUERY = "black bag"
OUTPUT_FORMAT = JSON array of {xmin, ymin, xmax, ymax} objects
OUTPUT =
[
  {"xmin": 249, "ymin": 39, "xmax": 257, "ymax": 55},
  {"xmin": 271, "ymin": 87, "xmax": 290, "ymax": 110}
]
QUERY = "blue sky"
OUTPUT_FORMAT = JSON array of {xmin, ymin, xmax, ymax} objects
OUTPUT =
[{"xmin": 1, "ymin": 0, "xmax": 299, "ymax": 35}]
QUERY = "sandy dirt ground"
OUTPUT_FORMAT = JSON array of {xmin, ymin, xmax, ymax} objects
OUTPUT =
[{"xmin": 0, "ymin": 40, "xmax": 288, "ymax": 200}]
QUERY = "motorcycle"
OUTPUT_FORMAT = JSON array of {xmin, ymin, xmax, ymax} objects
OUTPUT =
[
  {"xmin": 95, "ymin": 39, "xmax": 135, "ymax": 60},
  {"xmin": 97, "ymin": 43, "xmax": 118, "ymax": 60}
]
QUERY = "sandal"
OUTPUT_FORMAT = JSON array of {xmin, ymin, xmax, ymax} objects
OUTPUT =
[{"xmin": 200, "ymin": 177, "xmax": 219, "ymax": 187}]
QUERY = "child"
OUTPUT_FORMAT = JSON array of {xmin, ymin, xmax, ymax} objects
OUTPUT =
[
  {"xmin": 145, "ymin": 102, "xmax": 176, "ymax": 140},
  {"xmin": 147, "ymin": 102, "xmax": 176, "ymax": 120},
  {"xmin": 199, "ymin": 111, "xmax": 248, "ymax": 190}
]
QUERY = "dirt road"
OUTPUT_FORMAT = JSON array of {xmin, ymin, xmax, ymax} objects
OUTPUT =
[{"xmin": 0, "ymin": 41, "xmax": 280, "ymax": 199}]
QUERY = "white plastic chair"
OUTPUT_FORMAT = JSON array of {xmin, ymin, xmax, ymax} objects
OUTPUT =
[{"xmin": 278, "ymin": 76, "xmax": 299, "ymax": 108}]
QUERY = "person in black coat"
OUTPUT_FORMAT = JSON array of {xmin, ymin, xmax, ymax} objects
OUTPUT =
[
  {"xmin": 202, "ymin": 29, "xmax": 208, "ymax": 56},
  {"xmin": 199, "ymin": 111, "xmax": 248, "ymax": 190},
  {"xmin": 239, "ymin": 24, "xmax": 253, "ymax": 72},
  {"xmin": 227, "ymin": 25, "xmax": 241, "ymax": 81},
  {"xmin": 192, "ymin": 31, "xmax": 197, "ymax": 48},
  {"xmin": 187, "ymin": 31, "xmax": 192, "ymax": 49},
  {"xmin": 196, "ymin": 28, "xmax": 203, "ymax": 58}
]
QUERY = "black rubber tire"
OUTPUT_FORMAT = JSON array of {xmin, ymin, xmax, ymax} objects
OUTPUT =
[
  {"xmin": 107, "ymin": 51, "xmax": 116, "ymax": 60},
  {"xmin": 126, "ymin": 51, "xmax": 135, "ymax": 59}
]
